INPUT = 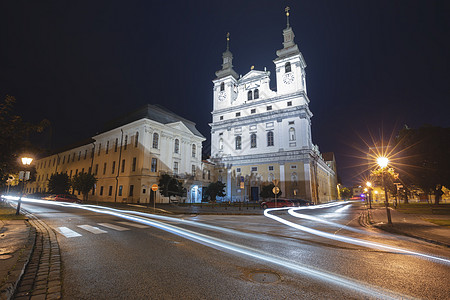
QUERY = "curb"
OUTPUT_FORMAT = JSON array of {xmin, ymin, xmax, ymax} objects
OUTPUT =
[
  {"xmin": 365, "ymin": 208, "xmax": 450, "ymax": 248},
  {"xmin": 0, "ymin": 221, "xmax": 36, "ymax": 300}
]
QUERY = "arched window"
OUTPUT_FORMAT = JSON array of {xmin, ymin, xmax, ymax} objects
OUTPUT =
[
  {"xmin": 254, "ymin": 89, "xmax": 259, "ymax": 99},
  {"xmin": 174, "ymin": 139, "xmax": 179, "ymax": 153},
  {"xmin": 247, "ymin": 91, "xmax": 253, "ymax": 100},
  {"xmin": 289, "ymin": 127, "xmax": 296, "ymax": 141},
  {"xmin": 192, "ymin": 144, "xmax": 196, "ymax": 158},
  {"xmin": 235, "ymin": 136, "xmax": 242, "ymax": 150},
  {"xmin": 219, "ymin": 138, "xmax": 223, "ymax": 150},
  {"xmin": 285, "ymin": 62, "xmax": 291, "ymax": 73},
  {"xmin": 250, "ymin": 133, "xmax": 257, "ymax": 148},
  {"xmin": 220, "ymin": 82, "xmax": 225, "ymax": 91},
  {"xmin": 135, "ymin": 132, "xmax": 139, "ymax": 147},
  {"xmin": 124, "ymin": 135, "xmax": 128, "ymax": 150},
  {"xmin": 267, "ymin": 131, "xmax": 274, "ymax": 147},
  {"xmin": 152, "ymin": 133, "xmax": 159, "ymax": 149}
]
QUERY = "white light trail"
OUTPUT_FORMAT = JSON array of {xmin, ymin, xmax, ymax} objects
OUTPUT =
[
  {"xmin": 264, "ymin": 204, "xmax": 450, "ymax": 265},
  {"xmin": 3, "ymin": 196, "xmax": 404, "ymax": 298}
]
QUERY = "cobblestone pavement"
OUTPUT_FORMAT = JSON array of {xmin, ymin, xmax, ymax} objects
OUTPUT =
[{"xmin": 13, "ymin": 214, "xmax": 62, "ymax": 300}]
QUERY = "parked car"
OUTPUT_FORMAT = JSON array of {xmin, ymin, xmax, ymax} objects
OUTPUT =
[
  {"xmin": 42, "ymin": 194, "xmax": 57, "ymax": 201},
  {"xmin": 260, "ymin": 198, "xmax": 296, "ymax": 209},
  {"xmin": 290, "ymin": 199, "xmax": 314, "ymax": 206},
  {"xmin": 54, "ymin": 194, "xmax": 81, "ymax": 203}
]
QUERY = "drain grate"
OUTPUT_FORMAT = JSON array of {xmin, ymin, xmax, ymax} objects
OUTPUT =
[{"xmin": 249, "ymin": 271, "xmax": 280, "ymax": 283}]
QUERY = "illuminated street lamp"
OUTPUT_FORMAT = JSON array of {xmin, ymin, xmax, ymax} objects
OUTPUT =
[
  {"xmin": 377, "ymin": 156, "xmax": 392, "ymax": 225},
  {"xmin": 15, "ymin": 156, "xmax": 33, "ymax": 215},
  {"xmin": 366, "ymin": 181, "xmax": 372, "ymax": 209}
]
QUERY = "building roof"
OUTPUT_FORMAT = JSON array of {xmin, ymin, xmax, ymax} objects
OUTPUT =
[
  {"xmin": 322, "ymin": 152, "xmax": 335, "ymax": 162},
  {"xmin": 99, "ymin": 104, "xmax": 205, "ymax": 138}
]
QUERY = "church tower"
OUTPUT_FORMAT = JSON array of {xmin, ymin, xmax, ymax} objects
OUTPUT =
[
  {"xmin": 212, "ymin": 33, "xmax": 239, "ymax": 111},
  {"xmin": 274, "ymin": 7, "xmax": 307, "ymax": 95}
]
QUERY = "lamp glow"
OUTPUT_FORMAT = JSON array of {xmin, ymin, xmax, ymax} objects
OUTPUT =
[
  {"xmin": 21, "ymin": 157, "xmax": 33, "ymax": 165},
  {"xmin": 377, "ymin": 156, "xmax": 389, "ymax": 168}
]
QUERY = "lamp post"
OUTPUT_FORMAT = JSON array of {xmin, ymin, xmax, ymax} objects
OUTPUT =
[
  {"xmin": 376, "ymin": 156, "xmax": 392, "ymax": 225},
  {"xmin": 366, "ymin": 181, "xmax": 372, "ymax": 209},
  {"xmin": 16, "ymin": 156, "xmax": 33, "ymax": 215}
]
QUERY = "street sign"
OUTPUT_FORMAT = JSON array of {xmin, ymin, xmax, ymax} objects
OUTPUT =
[
  {"xmin": 151, "ymin": 184, "xmax": 158, "ymax": 192},
  {"xmin": 272, "ymin": 186, "xmax": 280, "ymax": 195}
]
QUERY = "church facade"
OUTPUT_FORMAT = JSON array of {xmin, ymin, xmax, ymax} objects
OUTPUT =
[{"xmin": 210, "ymin": 11, "xmax": 337, "ymax": 203}]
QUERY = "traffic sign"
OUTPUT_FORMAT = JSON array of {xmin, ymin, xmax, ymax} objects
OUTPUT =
[
  {"xmin": 272, "ymin": 186, "xmax": 280, "ymax": 195},
  {"xmin": 151, "ymin": 184, "xmax": 158, "ymax": 192}
]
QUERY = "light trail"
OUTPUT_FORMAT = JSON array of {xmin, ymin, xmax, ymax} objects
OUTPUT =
[
  {"xmin": 4, "ymin": 196, "xmax": 405, "ymax": 299},
  {"xmin": 264, "ymin": 203, "xmax": 450, "ymax": 265}
]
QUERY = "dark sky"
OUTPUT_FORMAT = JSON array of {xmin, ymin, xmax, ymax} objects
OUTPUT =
[{"xmin": 1, "ymin": 1, "xmax": 449, "ymax": 186}]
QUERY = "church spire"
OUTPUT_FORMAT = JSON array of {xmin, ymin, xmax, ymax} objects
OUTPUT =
[
  {"xmin": 215, "ymin": 32, "xmax": 238, "ymax": 79},
  {"xmin": 276, "ymin": 7, "xmax": 300, "ymax": 58}
]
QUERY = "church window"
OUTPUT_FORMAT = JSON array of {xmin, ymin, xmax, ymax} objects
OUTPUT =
[
  {"xmin": 285, "ymin": 62, "xmax": 291, "ymax": 73},
  {"xmin": 220, "ymin": 116, "xmax": 224, "ymax": 120},
  {"xmin": 267, "ymin": 105, "xmax": 272, "ymax": 111},
  {"xmin": 192, "ymin": 165, "xmax": 196, "ymax": 176},
  {"xmin": 236, "ymin": 112, "xmax": 240, "ymax": 117},
  {"xmin": 174, "ymin": 139, "xmax": 180, "ymax": 153},
  {"xmin": 289, "ymin": 127, "xmax": 296, "ymax": 141},
  {"xmin": 250, "ymin": 133, "xmax": 257, "ymax": 148},
  {"xmin": 251, "ymin": 167, "xmax": 258, "ymax": 172},
  {"xmin": 84, "ymin": 150, "xmax": 87, "ymax": 159},
  {"xmin": 219, "ymin": 138, "xmax": 223, "ymax": 150},
  {"xmin": 236, "ymin": 168, "xmax": 241, "ymax": 173},
  {"xmin": 173, "ymin": 162, "xmax": 179, "ymax": 175},
  {"xmin": 254, "ymin": 89, "xmax": 259, "ymax": 99},
  {"xmin": 115, "ymin": 138, "xmax": 118, "ymax": 152},
  {"xmin": 267, "ymin": 131, "xmax": 274, "ymax": 147},
  {"xmin": 106, "ymin": 141, "xmax": 109, "ymax": 154},
  {"xmin": 208, "ymin": 170, "xmax": 211, "ymax": 180},
  {"xmin": 247, "ymin": 91, "xmax": 253, "ymax": 100},
  {"xmin": 289, "ymin": 121, "xmax": 294, "ymax": 125},
  {"xmin": 151, "ymin": 158, "xmax": 157, "ymax": 172},
  {"xmin": 192, "ymin": 144, "xmax": 196, "ymax": 158},
  {"xmin": 152, "ymin": 133, "xmax": 159, "ymax": 149},
  {"xmin": 124, "ymin": 135, "xmax": 128, "ymax": 150},
  {"xmin": 235, "ymin": 136, "xmax": 242, "ymax": 150},
  {"xmin": 251, "ymin": 109, "xmax": 256, "ymax": 114},
  {"xmin": 135, "ymin": 132, "xmax": 139, "ymax": 147},
  {"xmin": 132, "ymin": 157, "xmax": 136, "ymax": 172},
  {"xmin": 287, "ymin": 101, "xmax": 292, "ymax": 106},
  {"xmin": 269, "ymin": 166, "xmax": 274, "ymax": 171},
  {"xmin": 220, "ymin": 82, "xmax": 225, "ymax": 91}
]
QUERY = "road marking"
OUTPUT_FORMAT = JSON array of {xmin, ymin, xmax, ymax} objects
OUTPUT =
[
  {"xmin": 117, "ymin": 221, "xmax": 148, "ymax": 228},
  {"xmin": 98, "ymin": 223, "xmax": 130, "ymax": 231},
  {"xmin": 57, "ymin": 227, "xmax": 82, "ymax": 238},
  {"xmin": 77, "ymin": 225, "xmax": 107, "ymax": 234}
]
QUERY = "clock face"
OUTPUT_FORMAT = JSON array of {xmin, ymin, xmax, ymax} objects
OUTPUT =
[
  {"xmin": 283, "ymin": 72, "xmax": 294, "ymax": 84},
  {"xmin": 218, "ymin": 91, "xmax": 227, "ymax": 101}
]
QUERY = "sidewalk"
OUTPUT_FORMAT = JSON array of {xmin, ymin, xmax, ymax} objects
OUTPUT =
[
  {"xmin": 0, "ymin": 219, "xmax": 35, "ymax": 300},
  {"xmin": 368, "ymin": 206, "xmax": 450, "ymax": 247}
]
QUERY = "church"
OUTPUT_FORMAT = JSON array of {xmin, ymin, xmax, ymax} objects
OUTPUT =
[{"xmin": 210, "ymin": 8, "xmax": 338, "ymax": 203}]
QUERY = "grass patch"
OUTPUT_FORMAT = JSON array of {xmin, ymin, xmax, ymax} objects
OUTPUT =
[
  {"xmin": 0, "ymin": 201, "xmax": 27, "ymax": 220},
  {"xmin": 423, "ymin": 219, "xmax": 450, "ymax": 227},
  {"xmin": 397, "ymin": 203, "xmax": 450, "ymax": 215}
]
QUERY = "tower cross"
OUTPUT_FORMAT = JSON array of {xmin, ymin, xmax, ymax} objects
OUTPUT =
[{"xmin": 285, "ymin": 6, "xmax": 290, "ymax": 28}]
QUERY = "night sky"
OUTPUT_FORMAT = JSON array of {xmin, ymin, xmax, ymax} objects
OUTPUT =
[{"xmin": 1, "ymin": 1, "xmax": 449, "ymax": 186}]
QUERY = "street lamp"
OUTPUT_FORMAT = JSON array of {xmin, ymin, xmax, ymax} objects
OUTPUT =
[
  {"xmin": 15, "ymin": 156, "xmax": 33, "ymax": 215},
  {"xmin": 376, "ymin": 156, "xmax": 392, "ymax": 225},
  {"xmin": 366, "ymin": 181, "xmax": 372, "ymax": 209}
]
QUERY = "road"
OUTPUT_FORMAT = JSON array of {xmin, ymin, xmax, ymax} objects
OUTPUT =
[{"xmin": 17, "ymin": 200, "xmax": 450, "ymax": 299}]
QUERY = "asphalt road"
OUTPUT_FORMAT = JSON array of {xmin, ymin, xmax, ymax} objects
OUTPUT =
[{"xmin": 19, "ymin": 201, "xmax": 450, "ymax": 299}]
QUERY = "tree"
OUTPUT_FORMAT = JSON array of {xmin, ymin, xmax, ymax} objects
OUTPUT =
[
  {"xmin": 340, "ymin": 187, "xmax": 352, "ymax": 200},
  {"xmin": 0, "ymin": 95, "xmax": 49, "ymax": 187},
  {"xmin": 396, "ymin": 125, "xmax": 450, "ymax": 204},
  {"xmin": 203, "ymin": 181, "xmax": 226, "ymax": 202},
  {"xmin": 47, "ymin": 172, "xmax": 71, "ymax": 194},
  {"xmin": 158, "ymin": 174, "xmax": 186, "ymax": 201},
  {"xmin": 71, "ymin": 172, "xmax": 97, "ymax": 202},
  {"xmin": 259, "ymin": 183, "xmax": 282, "ymax": 199}
]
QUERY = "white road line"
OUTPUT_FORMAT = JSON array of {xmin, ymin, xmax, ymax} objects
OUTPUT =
[
  {"xmin": 98, "ymin": 223, "xmax": 130, "ymax": 231},
  {"xmin": 117, "ymin": 221, "xmax": 148, "ymax": 228},
  {"xmin": 77, "ymin": 225, "xmax": 108, "ymax": 234},
  {"xmin": 57, "ymin": 227, "xmax": 82, "ymax": 238}
]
